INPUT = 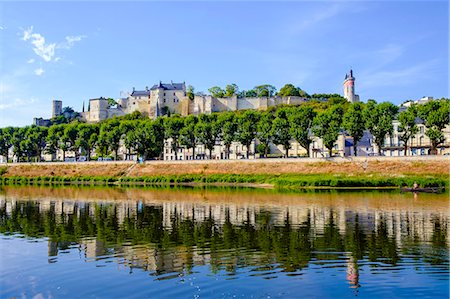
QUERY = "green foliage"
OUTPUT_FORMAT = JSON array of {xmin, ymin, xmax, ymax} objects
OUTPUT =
[
  {"xmin": 107, "ymin": 98, "xmax": 117, "ymax": 108},
  {"xmin": 398, "ymin": 105, "xmax": 418, "ymax": 155},
  {"xmin": 364, "ymin": 101, "xmax": 399, "ymax": 154},
  {"xmin": 277, "ymin": 84, "xmax": 309, "ymax": 97},
  {"xmin": 0, "ymin": 166, "xmax": 7, "ymax": 176},
  {"xmin": 225, "ymin": 84, "xmax": 239, "ymax": 98},
  {"xmin": 289, "ymin": 106, "xmax": 316, "ymax": 156},
  {"xmin": 217, "ymin": 112, "xmax": 238, "ymax": 159},
  {"xmin": 180, "ymin": 115, "xmax": 199, "ymax": 158},
  {"xmin": 186, "ymin": 85, "xmax": 195, "ymax": 101},
  {"xmin": 208, "ymin": 86, "xmax": 225, "ymax": 98},
  {"xmin": 164, "ymin": 116, "xmax": 185, "ymax": 160},
  {"xmin": 272, "ymin": 108, "xmax": 292, "ymax": 157},
  {"xmin": 195, "ymin": 114, "xmax": 219, "ymax": 159},
  {"xmin": 257, "ymin": 111, "xmax": 274, "ymax": 158},
  {"xmin": 254, "ymin": 85, "xmax": 276, "ymax": 97},
  {"xmin": 417, "ymin": 99, "xmax": 450, "ymax": 154},
  {"xmin": 236, "ymin": 110, "xmax": 260, "ymax": 158},
  {"xmin": 343, "ymin": 102, "xmax": 366, "ymax": 156},
  {"xmin": 313, "ymin": 105, "xmax": 344, "ymax": 157}
]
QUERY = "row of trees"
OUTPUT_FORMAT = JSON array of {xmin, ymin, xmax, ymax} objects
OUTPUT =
[
  {"xmin": 207, "ymin": 83, "xmax": 313, "ymax": 99},
  {"xmin": 0, "ymin": 99, "xmax": 448, "ymax": 162}
]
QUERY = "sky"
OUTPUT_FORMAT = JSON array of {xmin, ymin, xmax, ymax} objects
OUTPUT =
[{"xmin": 0, "ymin": 0, "xmax": 448, "ymax": 127}]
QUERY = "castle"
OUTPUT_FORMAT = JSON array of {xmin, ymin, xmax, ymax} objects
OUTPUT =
[
  {"xmin": 36, "ymin": 70, "xmax": 359, "ymax": 125},
  {"xmin": 80, "ymin": 82, "xmax": 309, "ymax": 123}
]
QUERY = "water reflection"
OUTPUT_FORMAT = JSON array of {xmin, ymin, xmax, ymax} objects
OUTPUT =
[{"xmin": 0, "ymin": 186, "xmax": 448, "ymax": 289}]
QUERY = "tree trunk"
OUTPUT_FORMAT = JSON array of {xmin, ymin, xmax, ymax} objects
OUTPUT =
[
  {"xmin": 404, "ymin": 145, "xmax": 408, "ymax": 156},
  {"xmin": 226, "ymin": 145, "xmax": 230, "ymax": 160},
  {"xmin": 246, "ymin": 143, "xmax": 250, "ymax": 159},
  {"xmin": 353, "ymin": 145, "xmax": 358, "ymax": 157},
  {"xmin": 328, "ymin": 147, "xmax": 332, "ymax": 157},
  {"xmin": 285, "ymin": 147, "xmax": 289, "ymax": 158},
  {"xmin": 114, "ymin": 149, "xmax": 118, "ymax": 161},
  {"xmin": 209, "ymin": 148, "xmax": 212, "ymax": 160},
  {"xmin": 192, "ymin": 145, "xmax": 195, "ymax": 160},
  {"xmin": 63, "ymin": 150, "xmax": 66, "ymax": 161},
  {"xmin": 87, "ymin": 148, "xmax": 91, "ymax": 161},
  {"xmin": 264, "ymin": 143, "xmax": 269, "ymax": 158}
]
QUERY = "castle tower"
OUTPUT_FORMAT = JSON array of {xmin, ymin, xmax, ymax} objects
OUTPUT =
[
  {"xmin": 343, "ymin": 69, "xmax": 358, "ymax": 103},
  {"xmin": 52, "ymin": 100, "xmax": 63, "ymax": 118}
]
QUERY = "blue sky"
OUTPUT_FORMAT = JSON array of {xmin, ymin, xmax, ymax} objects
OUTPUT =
[{"xmin": 0, "ymin": 1, "xmax": 448, "ymax": 127}]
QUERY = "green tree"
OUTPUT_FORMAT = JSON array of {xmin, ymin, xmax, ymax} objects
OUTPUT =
[
  {"xmin": 217, "ymin": 112, "xmax": 238, "ymax": 159},
  {"xmin": 417, "ymin": 99, "xmax": 450, "ymax": 155},
  {"xmin": 398, "ymin": 105, "xmax": 418, "ymax": 156},
  {"xmin": 313, "ymin": 105, "xmax": 344, "ymax": 157},
  {"xmin": 164, "ymin": 116, "xmax": 184, "ymax": 160},
  {"xmin": 107, "ymin": 98, "xmax": 117, "ymax": 108},
  {"xmin": 237, "ymin": 110, "xmax": 260, "ymax": 158},
  {"xmin": 11, "ymin": 127, "xmax": 27, "ymax": 162},
  {"xmin": 195, "ymin": 114, "xmax": 219, "ymax": 159},
  {"xmin": 208, "ymin": 86, "xmax": 225, "ymax": 98},
  {"xmin": 278, "ymin": 84, "xmax": 300, "ymax": 97},
  {"xmin": 76, "ymin": 124, "xmax": 99, "ymax": 161},
  {"xmin": 272, "ymin": 108, "xmax": 292, "ymax": 158},
  {"xmin": 364, "ymin": 101, "xmax": 399, "ymax": 155},
  {"xmin": 100, "ymin": 120, "xmax": 122, "ymax": 160},
  {"xmin": 0, "ymin": 127, "xmax": 14, "ymax": 162},
  {"xmin": 186, "ymin": 85, "xmax": 195, "ymax": 101},
  {"xmin": 25, "ymin": 126, "xmax": 48, "ymax": 162},
  {"xmin": 243, "ymin": 89, "xmax": 257, "ymax": 97},
  {"xmin": 225, "ymin": 84, "xmax": 239, "ymax": 98},
  {"xmin": 289, "ymin": 106, "xmax": 316, "ymax": 157},
  {"xmin": 133, "ymin": 120, "xmax": 157, "ymax": 161},
  {"xmin": 257, "ymin": 111, "xmax": 274, "ymax": 158},
  {"xmin": 180, "ymin": 115, "xmax": 199, "ymax": 159},
  {"xmin": 343, "ymin": 102, "xmax": 366, "ymax": 156},
  {"xmin": 63, "ymin": 123, "xmax": 80, "ymax": 158},
  {"xmin": 119, "ymin": 121, "xmax": 137, "ymax": 161},
  {"xmin": 149, "ymin": 118, "xmax": 165, "ymax": 159},
  {"xmin": 254, "ymin": 85, "xmax": 276, "ymax": 97}
]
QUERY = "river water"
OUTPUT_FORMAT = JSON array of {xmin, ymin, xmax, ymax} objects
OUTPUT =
[{"xmin": 0, "ymin": 186, "xmax": 448, "ymax": 298}]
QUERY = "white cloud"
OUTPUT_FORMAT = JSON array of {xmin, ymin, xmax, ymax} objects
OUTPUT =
[
  {"xmin": 0, "ymin": 97, "xmax": 37, "ymax": 110},
  {"xmin": 34, "ymin": 68, "xmax": 44, "ymax": 76},
  {"xmin": 21, "ymin": 27, "xmax": 86, "ymax": 63},
  {"xmin": 22, "ymin": 27, "xmax": 56, "ymax": 62},
  {"xmin": 27, "ymin": 58, "xmax": 35, "ymax": 64}
]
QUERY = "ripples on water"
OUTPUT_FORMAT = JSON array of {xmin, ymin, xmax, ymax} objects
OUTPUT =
[{"xmin": 0, "ymin": 186, "xmax": 448, "ymax": 298}]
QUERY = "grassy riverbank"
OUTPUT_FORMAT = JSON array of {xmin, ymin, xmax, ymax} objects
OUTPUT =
[{"xmin": 0, "ymin": 157, "xmax": 448, "ymax": 190}]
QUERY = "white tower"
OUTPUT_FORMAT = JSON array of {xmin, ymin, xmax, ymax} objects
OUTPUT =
[{"xmin": 343, "ymin": 69, "xmax": 359, "ymax": 103}]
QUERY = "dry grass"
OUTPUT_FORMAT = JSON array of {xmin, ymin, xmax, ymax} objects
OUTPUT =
[
  {"xmin": 4, "ymin": 162, "xmax": 131, "ymax": 178},
  {"xmin": 129, "ymin": 159, "xmax": 449, "ymax": 177},
  {"xmin": 2, "ymin": 158, "xmax": 448, "ymax": 178}
]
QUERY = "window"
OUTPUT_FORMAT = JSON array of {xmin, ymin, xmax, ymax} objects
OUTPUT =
[
  {"xmin": 173, "ymin": 93, "xmax": 175, "ymax": 96},
  {"xmin": 419, "ymin": 126, "xmax": 424, "ymax": 134},
  {"xmin": 174, "ymin": 99, "xmax": 176, "ymax": 103},
  {"xmin": 164, "ymin": 92, "xmax": 166, "ymax": 96},
  {"xmin": 164, "ymin": 99, "xmax": 166, "ymax": 103}
]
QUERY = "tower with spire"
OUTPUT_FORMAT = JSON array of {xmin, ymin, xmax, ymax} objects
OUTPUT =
[{"xmin": 343, "ymin": 69, "xmax": 359, "ymax": 103}]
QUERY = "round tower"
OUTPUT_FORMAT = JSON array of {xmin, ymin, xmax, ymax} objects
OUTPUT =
[
  {"xmin": 343, "ymin": 69, "xmax": 356, "ymax": 103},
  {"xmin": 52, "ymin": 100, "xmax": 63, "ymax": 118}
]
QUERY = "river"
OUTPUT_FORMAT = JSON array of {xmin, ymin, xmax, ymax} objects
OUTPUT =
[{"xmin": 0, "ymin": 186, "xmax": 448, "ymax": 298}]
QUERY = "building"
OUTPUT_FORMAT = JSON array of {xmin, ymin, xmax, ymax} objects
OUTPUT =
[
  {"xmin": 81, "ymin": 81, "xmax": 308, "ymax": 123},
  {"xmin": 52, "ymin": 100, "xmax": 63, "ymax": 118},
  {"xmin": 343, "ymin": 69, "xmax": 360, "ymax": 103}
]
